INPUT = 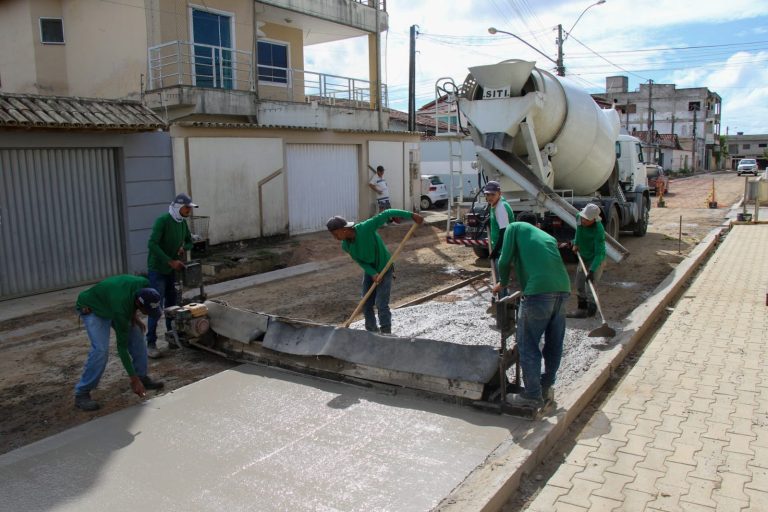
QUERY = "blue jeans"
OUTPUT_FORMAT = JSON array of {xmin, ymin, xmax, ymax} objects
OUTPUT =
[
  {"xmin": 146, "ymin": 270, "xmax": 176, "ymax": 345},
  {"xmin": 74, "ymin": 312, "xmax": 147, "ymax": 396},
  {"xmin": 516, "ymin": 292, "xmax": 569, "ymax": 400},
  {"xmin": 362, "ymin": 268, "xmax": 393, "ymax": 331}
]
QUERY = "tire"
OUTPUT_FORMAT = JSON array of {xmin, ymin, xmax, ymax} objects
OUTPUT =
[
  {"xmin": 632, "ymin": 197, "xmax": 649, "ymax": 237},
  {"xmin": 420, "ymin": 196, "xmax": 432, "ymax": 210},
  {"xmin": 605, "ymin": 206, "xmax": 620, "ymax": 240},
  {"xmin": 472, "ymin": 246, "xmax": 490, "ymax": 259}
]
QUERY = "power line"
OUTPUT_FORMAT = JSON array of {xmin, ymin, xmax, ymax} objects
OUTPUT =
[{"xmin": 567, "ymin": 33, "xmax": 648, "ymax": 81}]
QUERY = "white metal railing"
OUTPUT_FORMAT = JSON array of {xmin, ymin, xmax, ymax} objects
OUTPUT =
[{"xmin": 148, "ymin": 41, "xmax": 388, "ymax": 109}]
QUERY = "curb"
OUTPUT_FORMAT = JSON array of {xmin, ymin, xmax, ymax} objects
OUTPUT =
[{"xmin": 437, "ymin": 225, "xmax": 727, "ymax": 511}]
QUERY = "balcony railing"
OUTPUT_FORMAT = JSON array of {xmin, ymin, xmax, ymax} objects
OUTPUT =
[{"xmin": 148, "ymin": 41, "xmax": 388, "ymax": 109}]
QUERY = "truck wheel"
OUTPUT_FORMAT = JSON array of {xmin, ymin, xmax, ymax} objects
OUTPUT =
[
  {"xmin": 420, "ymin": 196, "xmax": 432, "ymax": 210},
  {"xmin": 472, "ymin": 246, "xmax": 490, "ymax": 259},
  {"xmin": 605, "ymin": 207, "xmax": 620, "ymax": 240},
  {"xmin": 632, "ymin": 197, "xmax": 649, "ymax": 237}
]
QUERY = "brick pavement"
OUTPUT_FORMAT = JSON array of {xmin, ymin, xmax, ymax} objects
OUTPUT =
[{"xmin": 525, "ymin": 224, "xmax": 768, "ymax": 512}]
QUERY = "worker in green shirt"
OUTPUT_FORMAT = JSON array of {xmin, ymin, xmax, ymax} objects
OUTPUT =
[
  {"xmin": 327, "ymin": 209, "xmax": 424, "ymax": 334},
  {"xmin": 482, "ymin": 180, "xmax": 515, "ymax": 259},
  {"xmin": 492, "ymin": 221, "xmax": 571, "ymax": 409},
  {"xmin": 74, "ymin": 275, "xmax": 165, "ymax": 411},
  {"xmin": 567, "ymin": 203, "xmax": 606, "ymax": 318},
  {"xmin": 146, "ymin": 193, "xmax": 197, "ymax": 358}
]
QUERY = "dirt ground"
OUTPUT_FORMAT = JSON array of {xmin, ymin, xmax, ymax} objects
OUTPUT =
[{"xmin": 0, "ymin": 172, "xmax": 745, "ymax": 457}]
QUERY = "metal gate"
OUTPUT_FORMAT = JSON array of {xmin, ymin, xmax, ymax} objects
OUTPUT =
[
  {"xmin": 286, "ymin": 144, "xmax": 358, "ymax": 235},
  {"xmin": 0, "ymin": 148, "xmax": 125, "ymax": 299}
]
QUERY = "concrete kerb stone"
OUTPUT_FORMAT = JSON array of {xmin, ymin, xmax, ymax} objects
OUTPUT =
[{"xmin": 436, "ymin": 225, "xmax": 727, "ymax": 512}]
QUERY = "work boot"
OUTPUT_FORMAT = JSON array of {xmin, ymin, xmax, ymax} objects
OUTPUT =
[
  {"xmin": 167, "ymin": 333, "xmax": 181, "ymax": 350},
  {"xmin": 140, "ymin": 376, "xmax": 165, "ymax": 391},
  {"xmin": 147, "ymin": 344, "xmax": 161, "ymax": 359},
  {"xmin": 586, "ymin": 302, "xmax": 597, "ymax": 318},
  {"xmin": 567, "ymin": 298, "xmax": 589, "ymax": 319},
  {"xmin": 75, "ymin": 392, "xmax": 100, "ymax": 411},
  {"xmin": 380, "ymin": 326, "xmax": 392, "ymax": 335},
  {"xmin": 542, "ymin": 386, "xmax": 555, "ymax": 403},
  {"xmin": 505, "ymin": 393, "xmax": 544, "ymax": 409}
]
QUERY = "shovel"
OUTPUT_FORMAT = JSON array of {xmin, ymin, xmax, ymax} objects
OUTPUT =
[
  {"xmin": 576, "ymin": 252, "xmax": 616, "ymax": 338},
  {"xmin": 485, "ymin": 223, "xmax": 501, "ymax": 315},
  {"xmin": 342, "ymin": 221, "xmax": 420, "ymax": 328}
]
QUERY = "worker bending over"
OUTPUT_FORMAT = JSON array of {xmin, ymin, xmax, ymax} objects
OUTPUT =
[
  {"xmin": 74, "ymin": 275, "xmax": 165, "ymax": 411},
  {"xmin": 327, "ymin": 209, "xmax": 423, "ymax": 334},
  {"xmin": 492, "ymin": 222, "xmax": 570, "ymax": 408}
]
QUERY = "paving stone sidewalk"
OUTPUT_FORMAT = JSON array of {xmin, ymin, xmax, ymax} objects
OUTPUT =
[{"xmin": 526, "ymin": 224, "xmax": 768, "ymax": 512}]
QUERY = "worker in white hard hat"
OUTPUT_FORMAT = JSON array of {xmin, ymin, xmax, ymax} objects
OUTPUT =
[{"xmin": 567, "ymin": 203, "xmax": 606, "ymax": 318}]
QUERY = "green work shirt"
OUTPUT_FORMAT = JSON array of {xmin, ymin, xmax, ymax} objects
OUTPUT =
[
  {"xmin": 342, "ymin": 209, "xmax": 414, "ymax": 276},
  {"xmin": 498, "ymin": 222, "xmax": 571, "ymax": 296},
  {"xmin": 572, "ymin": 214, "xmax": 606, "ymax": 271},
  {"xmin": 76, "ymin": 275, "xmax": 149, "ymax": 377},
  {"xmin": 488, "ymin": 197, "xmax": 515, "ymax": 251},
  {"xmin": 147, "ymin": 213, "xmax": 193, "ymax": 274}
]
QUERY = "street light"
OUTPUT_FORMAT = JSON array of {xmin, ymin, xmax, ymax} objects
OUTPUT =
[
  {"xmin": 557, "ymin": 0, "xmax": 606, "ymax": 76},
  {"xmin": 487, "ymin": 27, "xmax": 558, "ymax": 68}
]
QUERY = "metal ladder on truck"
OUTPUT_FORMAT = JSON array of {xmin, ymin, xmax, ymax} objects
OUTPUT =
[{"xmin": 433, "ymin": 78, "xmax": 468, "ymax": 237}]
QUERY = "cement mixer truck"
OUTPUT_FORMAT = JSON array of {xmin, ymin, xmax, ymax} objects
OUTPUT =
[{"xmin": 445, "ymin": 60, "xmax": 651, "ymax": 262}]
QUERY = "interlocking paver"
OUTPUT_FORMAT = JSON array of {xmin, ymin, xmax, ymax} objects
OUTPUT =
[
  {"xmin": 522, "ymin": 226, "xmax": 768, "ymax": 512},
  {"xmin": 526, "ymin": 484, "xmax": 569, "ymax": 511}
]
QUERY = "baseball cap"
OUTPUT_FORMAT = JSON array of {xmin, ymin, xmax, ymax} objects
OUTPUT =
[
  {"xmin": 136, "ymin": 288, "xmax": 162, "ymax": 319},
  {"xmin": 579, "ymin": 203, "xmax": 602, "ymax": 221},
  {"xmin": 483, "ymin": 181, "xmax": 501, "ymax": 194},
  {"xmin": 174, "ymin": 193, "xmax": 198, "ymax": 208},
  {"xmin": 326, "ymin": 216, "xmax": 355, "ymax": 231}
]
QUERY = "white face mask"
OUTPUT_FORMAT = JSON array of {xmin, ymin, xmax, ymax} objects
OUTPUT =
[{"xmin": 169, "ymin": 202, "xmax": 185, "ymax": 222}]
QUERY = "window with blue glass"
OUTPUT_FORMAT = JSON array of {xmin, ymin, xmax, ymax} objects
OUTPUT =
[
  {"xmin": 192, "ymin": 9, "xmax": 233, "ymax": 89},
  {"xmin": 258, "ymin": 41, "xmax": 288, "ymax": 85}
]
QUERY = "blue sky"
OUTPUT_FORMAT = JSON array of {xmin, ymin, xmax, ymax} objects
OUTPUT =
[{"xmin": 306, "ymin": 0, "xmax": 768, "ymax": 135}]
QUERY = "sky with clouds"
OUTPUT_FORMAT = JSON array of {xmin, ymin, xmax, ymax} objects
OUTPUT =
[{"xmin": 306, "ymin": 0, "xmax": 768, "ymax": 135}]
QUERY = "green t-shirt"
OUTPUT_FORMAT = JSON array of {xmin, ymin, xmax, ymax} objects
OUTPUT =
[
  {"xmin": 76, "ymin": 275, "xmax": 149, "ymax": 376},
  {"xmin": 498, "ymin": 222, "xmax": 571, "ymax": 296},
  {"xmin": 489, "ymin": 197, "xmax": 515, "ymax": 250},
  {"xmin": 147, "ymin": 213, "xmax": 193, "ymax": 274},
  {"xmin": 341, "ymin": 209, "xmax": 414, "ymax": 276},
  {"xmin": 572, "ymin": 214, "xmax": 606, "ymax": 271}
]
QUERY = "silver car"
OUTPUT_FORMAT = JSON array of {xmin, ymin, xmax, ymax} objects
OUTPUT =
[{"xmin": 737, "ymin": 158, "xmax": 758, "ymax": 176}]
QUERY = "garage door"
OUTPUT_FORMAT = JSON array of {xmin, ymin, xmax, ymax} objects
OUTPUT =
[
  {"xmin": 0, "ymin": 148, "xmax": 125, "ymax": 299},
  {"xmin": 286, "ymin": 144, "xmax": 358, "ymax": 235}
]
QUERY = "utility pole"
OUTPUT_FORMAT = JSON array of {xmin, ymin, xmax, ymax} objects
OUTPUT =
[
  {"xmin": 556, "ymin": 24, "xmax": 565, "ymax": 76},
  {"xmin": 408, "ymin": 25, "xmax": 416, "ymax": 132},
  {"xmin": 646, "ymin": 79, "xmax": 654, "ymax": 164},
  {"xmin": 690, "ymin": 104, "xmax": 699, "ymax": 172}
]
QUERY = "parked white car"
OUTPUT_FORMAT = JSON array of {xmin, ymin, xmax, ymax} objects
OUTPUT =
[
  {"xmin": 420, "ymin": 175, "xmax": 449, "ymax": 210},
  {"xmin": 737, "ymin": 158, "xmax": 758, "ymax": 176}
]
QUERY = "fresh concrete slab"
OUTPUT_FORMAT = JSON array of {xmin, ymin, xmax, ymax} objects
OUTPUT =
[{"xmin": 0, "ymin": 364, "xmax": 516, "ymax": 512}]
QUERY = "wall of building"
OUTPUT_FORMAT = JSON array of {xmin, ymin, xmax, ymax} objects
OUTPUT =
[
  {"xmin": 169, "ymin": 125, "xmax": 419, "ymax": 243},
  {"xmin": 0, "ymin": 0, "xmax": 42, "ymax": 94}
]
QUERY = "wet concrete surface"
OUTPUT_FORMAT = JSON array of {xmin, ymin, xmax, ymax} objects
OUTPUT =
[{"xmin": 0, "ymin": 364, "xmax": 516, "ymax": 512}]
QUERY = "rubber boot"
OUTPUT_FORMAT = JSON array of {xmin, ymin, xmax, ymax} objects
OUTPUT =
[
  {"xmin": 586, "ymin": 301, "xmax": 598, "ymax": 318},
  {"xmin": 567, "ymin": 298, "xmax": 589, "ymax": 318}
]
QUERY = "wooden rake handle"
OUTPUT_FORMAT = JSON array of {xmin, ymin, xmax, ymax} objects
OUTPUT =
[{"xmin": 342, "ymin": 222, "xmax": 420, "ymax": 328}]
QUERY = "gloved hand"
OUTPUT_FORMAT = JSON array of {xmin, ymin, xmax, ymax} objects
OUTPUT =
[{"xmin": 586, "ymin": 270, "xmax": 595, "ymax": 282}]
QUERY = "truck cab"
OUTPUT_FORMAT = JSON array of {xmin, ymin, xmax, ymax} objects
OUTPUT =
[{"xmin": 616, "ymin": 135, "xmax": 649, "ymax": 192}]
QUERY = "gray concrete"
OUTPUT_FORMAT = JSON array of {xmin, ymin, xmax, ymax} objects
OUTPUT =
[{"xmin": 0, "ymin": 364, "xmax": 513, "ymax": 512}]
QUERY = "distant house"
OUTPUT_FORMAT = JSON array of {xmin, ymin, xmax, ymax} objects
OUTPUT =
[
  {"xmin": 726, "ymin": 133, "xmax": 768, "ymax": 169},
  {"xmin": 593, "ymin": 76, "xmax": 722, "ymax": 171}
]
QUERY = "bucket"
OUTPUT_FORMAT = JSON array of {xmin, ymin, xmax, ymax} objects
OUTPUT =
[
  {"xmin": 737, "ymin": 213, "xmax": 752, "ymax": 222},
  {"xmin": 453, "ymin": 222, "xmax": 466, "ymax": 237}
]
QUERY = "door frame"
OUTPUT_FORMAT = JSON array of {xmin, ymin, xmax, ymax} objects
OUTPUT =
[{"xmin": 188, "ymin": 4, "xmax": 236, "ymax": 88}]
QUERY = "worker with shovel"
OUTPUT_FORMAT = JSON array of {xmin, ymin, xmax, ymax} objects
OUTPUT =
[
  {"xmin": 327, "ymin": 209, "xmax": 423, "ymax": 334},
  {"xmin": 146, "ymin": 193, "xmax": 197, "ymax": 358},
  {"xmin": 492, "ymin": 222, "xmax": 570, "ymax": 409},
  {"xmin": 566, "ymin": 203, "xmax": 606, "ymax": 319},
  {"xmin": 74, "ymin": 275, "xmax": 165, "ymax": 411}
]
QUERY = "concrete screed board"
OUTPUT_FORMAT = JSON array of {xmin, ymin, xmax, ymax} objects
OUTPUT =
[{"xmin": 0, "ymin": 364, "xmax": 514, "ymax": 511}]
